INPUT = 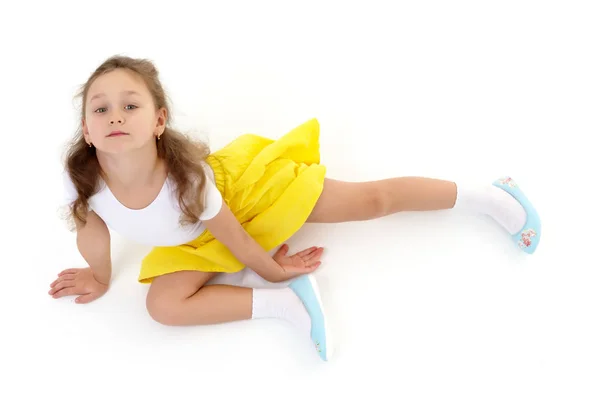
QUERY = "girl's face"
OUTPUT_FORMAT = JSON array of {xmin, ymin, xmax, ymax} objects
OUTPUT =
[{"xmin": 83, "ymin": 68, "xmax": 166, "ymax": 154}]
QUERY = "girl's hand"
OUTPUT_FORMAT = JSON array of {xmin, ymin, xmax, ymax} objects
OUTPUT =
[
  {"xmin": 272, "ymin": 244, "xmax": 324, "ymax": 280},
  {"xmin": 48, "ymin": 267, "xmax": 109, "ymax": 304}
]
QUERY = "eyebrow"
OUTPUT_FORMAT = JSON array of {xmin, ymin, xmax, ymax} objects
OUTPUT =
[{"xmin": 89, "ymin": 90, "xmax": 142, "ymax": 102}]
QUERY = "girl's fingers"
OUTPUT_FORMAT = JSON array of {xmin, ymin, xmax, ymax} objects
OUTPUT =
[
  {"xmin": 50, "ymin": 275, "xmax": 76, "ymax": 288},
  {"xmin": 52, "ymin": 287, "xmax": 80, "ymax": 299},
  {"xmin": 58, "ymin": 268, "xmax": 79, "ymax": 276},
  {"xmin": 49, "ymin": 280, "xmax": 76, "ymax": 295},
  {"xmin": 302, "ymin": 247, "xmax": 324, "ymax": 263},
  {"xmin": 295, "ymin": 246, "xmax": 318, "ymax": 257},
  {"xmin": 75, "ymin": 293, "xmax": 98, "ymax": 304},
  {"xmin": 307, "ymin": 261, "xmax": 321, "ymax": 270}
]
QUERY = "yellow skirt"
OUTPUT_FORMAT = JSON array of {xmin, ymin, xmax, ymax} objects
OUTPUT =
[{"xmin": 138, "ymin": 118, "xmax": 327, "ymax": 284}]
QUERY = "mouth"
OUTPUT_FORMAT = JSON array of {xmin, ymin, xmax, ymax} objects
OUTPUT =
[{"xmin": 107, "ymin": 131, "xmax": 129, "ymax": 137}]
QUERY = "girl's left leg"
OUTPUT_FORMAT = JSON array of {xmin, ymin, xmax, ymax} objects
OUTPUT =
[
  {"xmin": 307, "ymin": 176, "xmax": 532, "ymax": 246},
  {"xmin": 307, "ymin": 177, "xmax": 460, "ymax": 222}
]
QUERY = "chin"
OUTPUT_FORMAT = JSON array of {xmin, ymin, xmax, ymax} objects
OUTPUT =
[
  {"xmin": 98, "ymin": 141, "xmax": 140, "ymax": 154},
  {"xmin": 95, "ymin": 134, "xmax": 155, "ymax": 153}
]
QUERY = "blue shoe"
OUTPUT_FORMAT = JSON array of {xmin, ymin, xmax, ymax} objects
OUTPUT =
[
  {"xmin": 492, "ymin": 176, "xmax": 541, "ymax": 254},
  {"xmin": 288, "ymin": 274, "xmax": 333, "ymax": 361}
]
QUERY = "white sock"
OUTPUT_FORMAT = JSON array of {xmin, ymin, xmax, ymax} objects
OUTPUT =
[
  {"xmin": 251, "ymin": 287, "xmax": 311, "ymax": 337},
  {"xmin": 454, "ymin": 183, "xmax": 527, "ymax": 235}
]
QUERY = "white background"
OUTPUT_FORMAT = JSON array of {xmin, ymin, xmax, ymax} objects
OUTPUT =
[{"xmin": 1, "ymin": 0, "xmax": 598, "ymax": 399}]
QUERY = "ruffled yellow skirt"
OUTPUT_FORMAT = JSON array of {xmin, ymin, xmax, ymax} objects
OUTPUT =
[{"xmin": 138, "ymin": 118, "xmax": 326, "ymax": 284}]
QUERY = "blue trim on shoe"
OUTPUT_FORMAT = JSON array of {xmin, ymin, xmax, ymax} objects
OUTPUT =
[
  {"xmin": 492, "ymin": 176, "xmax": 541, "ymax": 254},
  {"xmin": 288, "ymin": 274, "xmax": 332, "ymax": 361}
]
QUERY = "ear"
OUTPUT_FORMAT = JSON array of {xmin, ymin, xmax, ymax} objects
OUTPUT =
[
  {"xmin": 155, "ymin": 107, "xmax": 167, "ymax": 136},
  {"xmin": 82, "ymin": 118, "xmax": 91, "ymax": 143}
]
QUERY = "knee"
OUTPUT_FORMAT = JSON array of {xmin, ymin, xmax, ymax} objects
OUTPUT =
[{"xmin": 146, "ymin": 291, "xmax": 182, "ymax": 326}]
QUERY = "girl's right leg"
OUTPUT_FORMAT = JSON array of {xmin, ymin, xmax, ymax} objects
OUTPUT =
[{"xmin": 146, "ymin": 269, "xmax": 332, "ymax": 360}]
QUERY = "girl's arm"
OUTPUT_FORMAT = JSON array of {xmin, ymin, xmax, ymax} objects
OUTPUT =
[
  {"xmin": 202, "ymin": 200, "xmax": 287, "ymax": 282},
  {"xmin": 50, "ymin": 209, "xmax": 111, "ymax": 303},
  {"xmin": 202, "ymin": 200, "xmax": 319, "ymax": 282},
  {"xmin": 75, "ymin": 210, "xmax": 112, "ymax": 285}
]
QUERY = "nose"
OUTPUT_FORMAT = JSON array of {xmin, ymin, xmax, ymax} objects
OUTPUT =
[{"xmin": 109, "ymin": 111, "xmax": 124, "ymax": 125}]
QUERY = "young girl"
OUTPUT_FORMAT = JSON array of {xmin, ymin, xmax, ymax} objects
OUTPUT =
[{"xmin": 49, "ymin": 55, "xmax": 541, "ymax": 361}]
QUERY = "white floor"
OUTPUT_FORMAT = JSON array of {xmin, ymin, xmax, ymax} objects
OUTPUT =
[{"xmin": 3, "ymin": 1, "xmax": 598, "ymax": 399}]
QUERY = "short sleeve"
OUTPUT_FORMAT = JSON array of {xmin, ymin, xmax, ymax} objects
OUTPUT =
[{"xmin": 198, "ymin": 174, "xmax": 223, "ymax": 221}]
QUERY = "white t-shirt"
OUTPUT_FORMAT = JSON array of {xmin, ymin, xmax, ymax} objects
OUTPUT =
[{"xmin": 62, "ymin": 163, "xmax": 223, "ymax": 246}]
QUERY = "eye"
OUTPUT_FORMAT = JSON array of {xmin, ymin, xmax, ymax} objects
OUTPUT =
[{"xmin": 93, "ymin": 105, "xmax": 137, "ymax": 113}]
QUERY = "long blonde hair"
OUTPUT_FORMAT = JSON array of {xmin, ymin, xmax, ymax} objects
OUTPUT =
[{"xmin": 63, "ymin": 55, "xmax": 211, "ymax": 228}]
